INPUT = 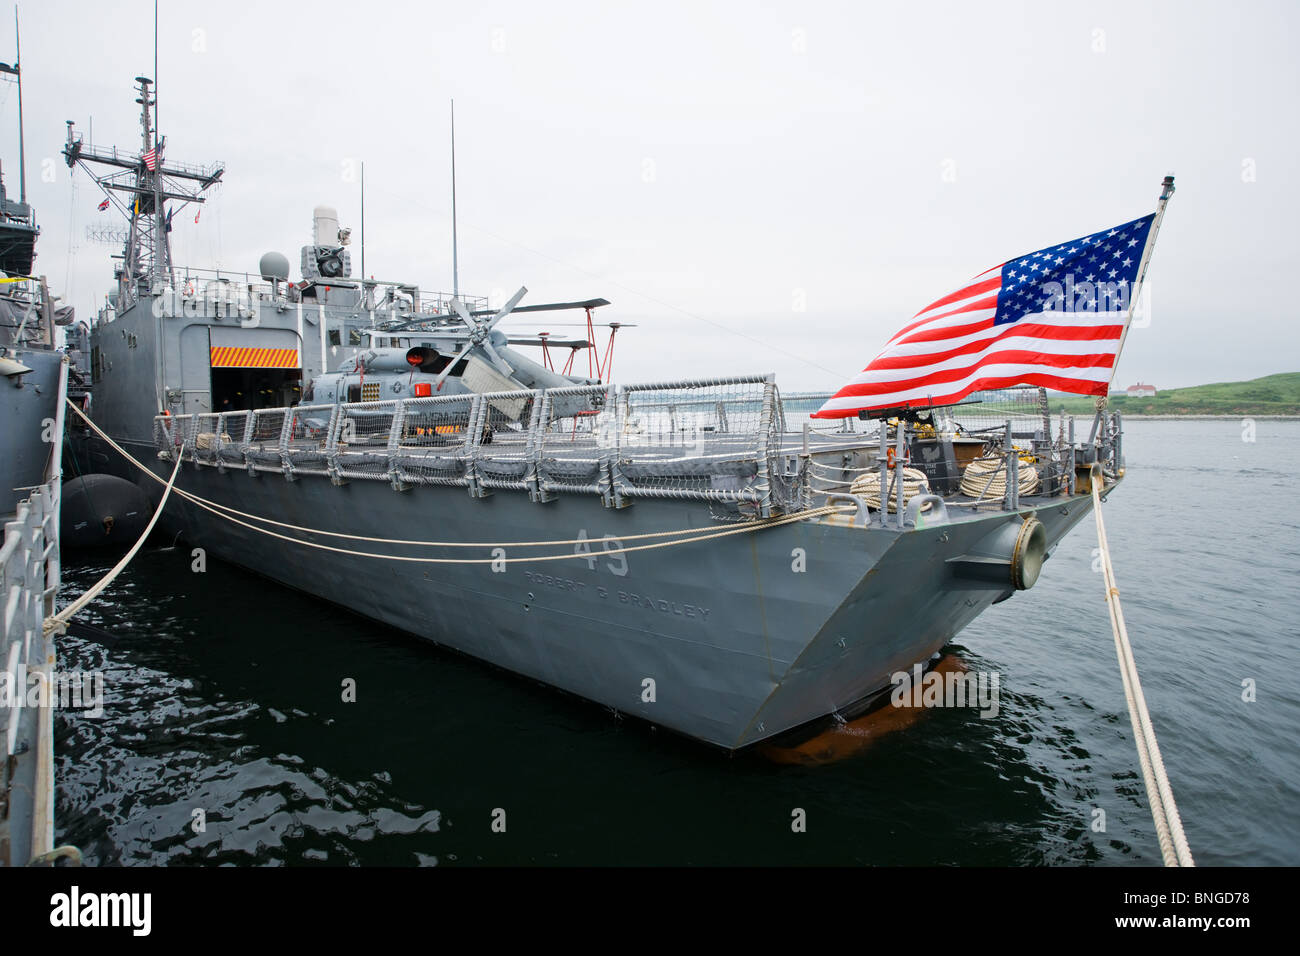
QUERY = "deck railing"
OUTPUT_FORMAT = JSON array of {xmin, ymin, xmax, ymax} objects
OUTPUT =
[
  {"xmin": 154, "ymin": 381, "xmax": 1124, "ymax": 523},
  {"xmin": 156, "ymin": 375, "xmax": 788, "ymax": 515}
]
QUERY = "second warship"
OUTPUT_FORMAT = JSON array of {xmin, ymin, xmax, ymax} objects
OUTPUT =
[{"xmin": 1, "ymin": 23, "xmax": 73, "ymax": 865}]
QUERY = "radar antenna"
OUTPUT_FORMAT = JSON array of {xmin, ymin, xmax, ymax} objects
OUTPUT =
[{"xmin": 62, "ymin": 77, "xmax": 224, "ymax": 308}]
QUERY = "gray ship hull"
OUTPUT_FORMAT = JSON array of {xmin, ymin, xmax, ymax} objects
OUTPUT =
[
  {"xmin": 2, "ymin": 349, "xmax": 62, "ymax": 517},
  {"xmin": 105, "ymin": 437, "xmax": 1095, "ymax": 750}
]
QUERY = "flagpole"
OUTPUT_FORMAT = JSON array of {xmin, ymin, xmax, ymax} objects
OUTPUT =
[
  {"xmin": 15, "ymin": 7, "xmax": 25, "ymax": 205},
  {"xmin": 450, "ymin": 99, "xmax": 459, "ymax": 302},
  {"xmin": 360, "ymin": 160, "xmax": 365, "ymax": 284},
  {"xmin": 153, "ymin": 0, "xmax": 158, "ymax": 133},
  {"xmin": 154, "ymin": 0, "xmax": 163, "ymax": 283},
  {"xmin": 1107, "ymin": 175, "xmax": 1175, "ymax": 391}
]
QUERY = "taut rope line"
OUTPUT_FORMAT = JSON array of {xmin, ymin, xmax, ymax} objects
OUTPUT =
[
  {"xmin": 44, "ymin": 450, "xmax": 183, "ymax": 634},
  {"xmin": 1091, "ymin": 464, "xmax": 1194, "ymax": 867},
  {"xmin": 67, "ymin": 399, "xmax": 848, "ymax": 566}
]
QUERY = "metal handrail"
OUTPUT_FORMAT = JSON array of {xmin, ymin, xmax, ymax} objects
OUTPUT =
[{"xmin": 156, "ymin": 375, "xmax": 786, "ymax": 508}]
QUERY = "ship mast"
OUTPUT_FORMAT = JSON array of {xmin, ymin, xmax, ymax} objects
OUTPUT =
[
  {"xmin": 14, "ymin": 7, "xmax": 24, "ymax": 205},
  {"xmin": 0, "ymin": 8, "xmax": 27, "ymax": 212},
  {"xmin": 62, "ymin": 78, "xmax": 225, "ymax": 310},
  {"xmin": 131, "ymin": 76, "xmax": 158, "ymax": 292}
]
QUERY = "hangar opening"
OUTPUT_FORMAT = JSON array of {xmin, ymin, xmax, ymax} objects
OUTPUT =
[{"xmin": 208, "ymin": 334, "xmax": 302, "ymax": 412}]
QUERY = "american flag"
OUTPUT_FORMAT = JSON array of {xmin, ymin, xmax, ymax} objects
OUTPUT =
[
  {"xmin": 812, "ymin": 213, "xmax": 1157, "ymax": 419},
  {"xmin": 142, "ymin": 139, "xmax": 163, "ymax": 171}
]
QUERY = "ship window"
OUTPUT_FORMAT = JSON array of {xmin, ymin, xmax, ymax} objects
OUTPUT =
[
  {"xmin": 347, "ymin": 384, "xmax": 362, "ymax": 403},
  {"xmin": 328, "ymin": 329, "xmax": 341, "ymax": 346},
  {"xmin": 349, "ymin": 328, "xmax": 363, "ymax": 345}
]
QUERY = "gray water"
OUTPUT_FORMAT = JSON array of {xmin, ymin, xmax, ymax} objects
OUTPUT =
[{"xmin": 51, "ymin": 419, "xmax": 1300, "ymax": 865}]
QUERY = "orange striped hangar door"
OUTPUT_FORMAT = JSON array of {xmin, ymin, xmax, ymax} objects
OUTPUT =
[
  {"xmin": 209, "ymin": 344, "xmax": 300, "ymax": 368},
  {"xmin": 208, "ymin": 327, "xmax": 301, "ymax": 368}
]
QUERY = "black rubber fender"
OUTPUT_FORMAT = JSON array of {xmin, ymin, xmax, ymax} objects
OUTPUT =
[{"xmin": 61, "ymin": 473, "xmax": 152, "ymax": 549}]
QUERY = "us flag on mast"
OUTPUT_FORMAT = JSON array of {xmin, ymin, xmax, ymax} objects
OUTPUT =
[
  {"xmin": 812, "ymin": 200, "xmax": 1168, "ymax": 420},
  {"xmin": 142, "ymin": 136, "xmax": 164, "ymax": 171}
]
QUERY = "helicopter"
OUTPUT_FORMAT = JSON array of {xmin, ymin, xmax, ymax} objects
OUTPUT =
[{"xmin": 301, "ymin": 287, "xmax": 621, "ymax": 426}]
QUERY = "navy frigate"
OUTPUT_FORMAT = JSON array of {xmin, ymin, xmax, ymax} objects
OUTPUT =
[
  {"xmin": 1, "ymin": 24, "xmax": 74, "ymax": 865},
  {"xmin": 61, "ymin": 78, "xmax": 1157, "ymax": 751}
]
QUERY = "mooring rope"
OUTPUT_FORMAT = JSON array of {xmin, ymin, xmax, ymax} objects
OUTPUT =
[
  {"xmin": 848, "ymin": 467, "xmax": 931, "ymax": 512},
  {"xmin": 67, "ymin": 400, "xmax": 849, "ymax": 565},
  {"xmin": 43, "ymin": 450, "xmax": 184, "ymax": 634},
  {"xmin": 959, "ymin": 456, "xmax": 1040, "ymax": 501},
  {"xmin": 1090, "ymin": 464, "xmax": 1194, "ymax": 867}
]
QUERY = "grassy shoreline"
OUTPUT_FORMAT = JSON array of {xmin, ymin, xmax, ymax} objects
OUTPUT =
[{"xmin": 1048, "ymin": 372, "xmax": 1300, "ymax": 417}]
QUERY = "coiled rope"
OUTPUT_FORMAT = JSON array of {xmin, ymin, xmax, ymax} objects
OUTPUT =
[
  {"xmin": 1091, "ymin": 464, "xmax": 1194, "ymax": 867},
  {"xmin": 67, "ymin": 400, "xmax": 849, "ymax": 565},
  {"xmin": 959, "ymin": 456, "xmax": 1040, "ymax": 501},
  {"xmin": 43, "ymin": 450, "xmax": 183, "ymax": 635},
  {"xmin": 848, "ymin": 467, "xmax": 931, "ymax": 512}
]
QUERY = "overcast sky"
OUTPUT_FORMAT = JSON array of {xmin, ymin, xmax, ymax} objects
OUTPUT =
[{"xmin": 6, "ymin": 0, "xmax": 1297, "ymax": 391}]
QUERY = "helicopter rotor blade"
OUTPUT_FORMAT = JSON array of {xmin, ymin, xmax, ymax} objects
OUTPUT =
[
  {"xmin": 433, "ymin": 342, "xmax": 469, "ymax": 392},
  {"xmin": 451, "ymin": 298, "xmax": 476, "ymax": 329},
  {"xmin": 480, "ymin": 339, "xmax": 514, "ymax": 377},
  {"xmin": 483, "ymin": 286, "xmax": 528, "ymax": 333}
]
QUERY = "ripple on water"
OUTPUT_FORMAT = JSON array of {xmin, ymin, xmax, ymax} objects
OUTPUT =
[{"xmin": 51, "ymin": 420, "xmax": 1300, "ymax": 864}]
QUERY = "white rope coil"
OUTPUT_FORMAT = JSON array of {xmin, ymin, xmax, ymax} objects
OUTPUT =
[
  {"xmin": 959, "ymin": 457, "xmax": 1040, "ymax": 501},
  {"xmin": 849, "ymin": 467, "xmax": 930, "ymax": 512}
]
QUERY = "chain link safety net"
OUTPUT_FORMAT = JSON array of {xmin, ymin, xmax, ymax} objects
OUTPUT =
[
  {"xmin": 238, "ymin": 407, "xmax": 289, "ymax": 474},
  {"xmin": 948, "ymin": 387, "xmax": 1051, "ymax": 444},
  {"xmin": 535, "ymin": 385, "xmax": 614, "ymax": 497},
  {"xmin": 614, "ymin": 377, "xmax": 772, "ymax": 505},
  {"xmin": 392, "ymin": 394, "xmax": 478, "ymax": 488},
  {"xmin": 472, "ymin": 389, "xmax": 541, "ymax": 492},
  {"xmin": 281, "ymin": 404, "xmax": 334, "ymax": 477},
  {"xmin": 330, "ymin": 400, "xmax": 401, "ymax": 481}
]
